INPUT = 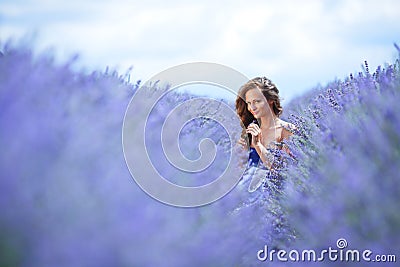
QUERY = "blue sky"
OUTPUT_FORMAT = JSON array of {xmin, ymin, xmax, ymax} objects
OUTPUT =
[{"xmin": 1, "ymin": 0, "xmax": 399, "ymax": 103}]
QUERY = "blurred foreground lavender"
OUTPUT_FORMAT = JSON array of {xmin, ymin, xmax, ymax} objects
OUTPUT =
[
  {"xmin": 0, "ymin": 41, "xmax": 258, "ymax": 267},
  {"xmin": 279, "ymin": 55, "xmax": 400, "ymax": 265},
  {"xmin": 1, "ymin": 40, "xmax": 400, "ymax": 267}
]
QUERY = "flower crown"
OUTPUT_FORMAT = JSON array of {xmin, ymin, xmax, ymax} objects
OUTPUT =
[{"xmin": 253, "ymin": 77, "xmax": 279, "ymax": 93}]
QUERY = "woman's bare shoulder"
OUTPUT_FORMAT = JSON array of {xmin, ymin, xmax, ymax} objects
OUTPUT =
[
  {"xmin": 276, "ymin": 118, "xmax": 296, "ymax": 131},
  {"xmin": 276, "ymin": 119, "xmax": 296, "ymax": 141}
]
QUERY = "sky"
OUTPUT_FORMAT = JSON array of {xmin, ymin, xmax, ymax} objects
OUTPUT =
[{"xmin": 1, "ymin": 0, "xmax": 399, "ymax": 103}]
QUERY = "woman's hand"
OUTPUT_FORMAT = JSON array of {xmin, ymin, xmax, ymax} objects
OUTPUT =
[
  {"xmin": 237, "ymin": 137, "xmax": 247, "ymax": 150},
  {"xmin": 246, "ymin": 123, "xmax": 271, "ymax": 168},
  {"xmin": 246, "ymin": 122, "xmax": 262, "ymax": 147}
]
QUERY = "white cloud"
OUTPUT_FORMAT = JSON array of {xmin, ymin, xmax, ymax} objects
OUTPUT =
[{"xmin": 1, "ymin": 0, "xmax": 399, "ymax": 101}]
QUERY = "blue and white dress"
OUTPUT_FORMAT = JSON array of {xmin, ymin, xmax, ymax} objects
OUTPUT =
[{"xmin": 241, "ymin": 147, "xmax": 269, "ymax": 192}]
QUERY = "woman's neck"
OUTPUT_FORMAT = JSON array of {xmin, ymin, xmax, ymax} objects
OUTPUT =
[{"xmin": 260, "ymin": 114, "xmax": 277, "ymax": 129}]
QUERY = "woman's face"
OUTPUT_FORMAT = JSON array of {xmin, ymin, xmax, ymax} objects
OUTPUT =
[{"xmin": 245, "ymin": 88, "xmax": 270, "ymax": 119}]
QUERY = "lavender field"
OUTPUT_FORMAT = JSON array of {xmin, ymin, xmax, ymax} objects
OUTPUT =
[{"xmin": 1, "ymin": 40, "xmax": 399, "ymax": 267}]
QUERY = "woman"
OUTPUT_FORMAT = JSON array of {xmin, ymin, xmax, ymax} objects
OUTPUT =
[{"xmin": 235, "ymin": 77, "xmax": 294, "ymax": 191}]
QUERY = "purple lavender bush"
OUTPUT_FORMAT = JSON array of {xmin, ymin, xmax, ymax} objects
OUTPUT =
[
  {"xmin": 1, "ymin": 38, "xmax": 399, "ymax": 267},
  {"xmin": 0, "ymin": 40, "xmax": 263, "ymax": 267},
  {"xmin": 278, "ymin": 55, "xmax": 400, "ymax": 265}
]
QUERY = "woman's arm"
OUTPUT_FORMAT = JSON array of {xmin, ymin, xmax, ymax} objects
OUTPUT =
[{"xmin": 246, "ymin": 123, "xmax": 273, "ymax": 168}]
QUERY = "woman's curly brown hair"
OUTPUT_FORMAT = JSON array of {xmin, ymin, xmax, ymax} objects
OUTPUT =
[
  {"xmin": 235, "ymin": 77, "xmax": 283, "ymax": 146},
  {"xmin": 235, "ymin": 76, "xmax": 283, "ymax": 128}
]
